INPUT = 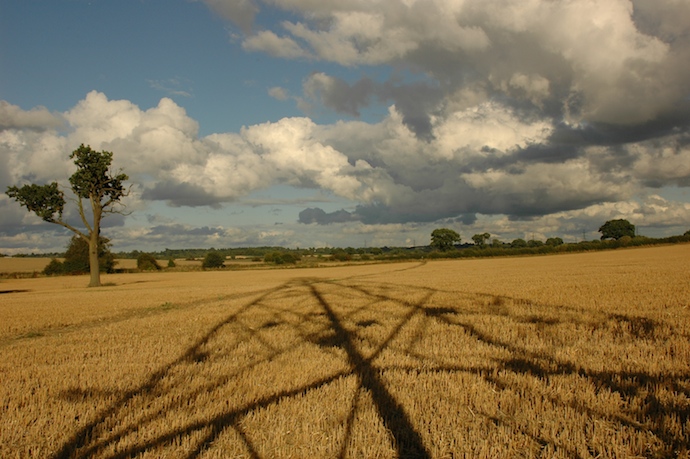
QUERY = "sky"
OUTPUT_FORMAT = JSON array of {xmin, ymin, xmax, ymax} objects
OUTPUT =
[{"xmin": 2, "ymin": 0, "xmax": 690, "ymax": 254}]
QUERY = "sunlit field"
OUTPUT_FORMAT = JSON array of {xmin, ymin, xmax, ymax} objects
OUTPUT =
[
  {"xmin": 1, "ymin": 245, "xmax": 689, "ymax": 458},
  {"xmin": 0, "ymin": 258, "xmax": 204, "ymax": 275},
  {"xmin": 0, "ymin": 257, "xmax": 56, "ymax": 274}
]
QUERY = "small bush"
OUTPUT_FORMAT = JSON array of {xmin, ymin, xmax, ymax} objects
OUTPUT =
[
  {"xmin": 167, "ymin": 258, "xmax": 176, "ymax": 268},
  {"xmin": 264, "ymin": 252, "xmax": 298, "ymax": 265},
  {"xmin": 280, "ymin": 253, "xmax": 297, "ymax": 264},
  {"xmin": 202, "ymin": 252, "xmax": 225, "ymax": 269},
  {"xmin": 618, "ymin": 235, "xmax": 633, "ymax": 246},
  {"xmin": 61, "ymin": 235, "xmax": 116, "ymax": 274},
  {"xmin": 43, "ymin": 258, "xmax": 65, "ymax": 276},
  {"xmin": 137, "ymin": 253, "xmax": 162, "ymax": 271},
  {"xmin": 331, "ymin": 250, "xmax": 352, "ymax": 262},
  {"xmin": 63, "ymin": 258, "xmax": 89, "ymax": 275}
]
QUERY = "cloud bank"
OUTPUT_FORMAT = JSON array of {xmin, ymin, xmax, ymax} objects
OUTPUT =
[
  {"xmin": 217, "ymin": 0, "xmax": 690, "ymax": 128},
  {"xmin": 2, "ymin": 89, "xmax": 688, "ymax": 234}
]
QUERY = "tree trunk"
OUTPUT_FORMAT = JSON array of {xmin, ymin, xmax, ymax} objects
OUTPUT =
[
  {"xmin": 87, "ymin": 193, "xmax": 103, "ymax": 288},
  {"xmin": 87, "ymin": 232, "xmax": 101, "ymax": 287}
]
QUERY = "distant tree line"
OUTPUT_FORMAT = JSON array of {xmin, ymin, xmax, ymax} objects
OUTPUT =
[
  {"xmin": 112, "ymin": 220, "xmax": 688, "ymax": 266},
  {"xmin": 419, "ymin": 219, "xmax": 690, "ymax": 260},
  {"xmin": 6, "ymin": 219, "xmax": 690, "ymax": 278}
]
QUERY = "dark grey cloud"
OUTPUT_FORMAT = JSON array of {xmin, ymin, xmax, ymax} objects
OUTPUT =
[
  {"xmin": 304, "ymin": 73, "xmax": 376, "ymax": 117},
  {"xmin": 453, "ymin": 213, "xmax": 478, "ymax": 226},
  {"xmin": 298, "ymin": 204, "xmax": 463, "ymax": 226},
  {"xmin": 381, "ymin": 80, "xmax": 443, "ymax": 141},
  {"xmin": 143, "ymin": 180, "xmax": 226, "ymax": 208},
  {"xmin": 148, "ymin": 224, "xmax": 225, "ymax": 237},
  {"xmin": 298, "ymin": 207, "xmax": 359, "ymax": 225},
  {"xmin": 571, "ymin": 103, "xmax": 690, "ymax": 147},
  {"xmin": 304, "ymin": 73, "xmax": 443, "ymax": 139},
  {"xmin": 631, "ymin": 0, "xmax": 690, "ymax": 46},
  {"xmin": 0, "ymin": 212, "xmax": 57, "ymax": 238}
]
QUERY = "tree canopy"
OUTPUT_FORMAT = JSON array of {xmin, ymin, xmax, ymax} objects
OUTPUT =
[
  {"xmin": 202, "ymin": 252, "xmax": 225, "ymax": 269},
  {"xmin": 511, "ymin": 238, "xmax": 528, "ymax": 248},
  {"xmin": 599, "ymin": 219, "xmax": 635, "ymax": 240},
  {"xmin": 137, "ymin": 253, "xmax": 162, "ymax": 271},
  {"xmin": 472, "ymin": 233, "xmax": 491, "ymax": 247},
  {"xmin": 6, "ymin": 144, "xmax": 128, "ymax": 287},
  {"xmin": 430, "ymin": 228, "xmax": 461, "ymax": 252}
]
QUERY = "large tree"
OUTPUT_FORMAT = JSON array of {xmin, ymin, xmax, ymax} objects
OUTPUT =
[
  {"xmin": 599, "ymin": 219, "xmax": 635, "ymax": 240},
  {"xmin": 6, "ymin": 144, "xmax": 129, "ymax": 287},
  {"xmin": 430, "ymin": 228, "xmax": 461, "ymax": 252}
]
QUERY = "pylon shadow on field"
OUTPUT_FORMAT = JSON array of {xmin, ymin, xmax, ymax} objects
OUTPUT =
[
  {"xmin": 50, "ymin": 275, "xmax": 435, "ymax": 459},
  {"xmin": 50, "ymin": 265, "xmax": 689, "ymax": 458},
  {"xmin": 432, "ymin": 301, "xmax": 690, "ymax": 456}
]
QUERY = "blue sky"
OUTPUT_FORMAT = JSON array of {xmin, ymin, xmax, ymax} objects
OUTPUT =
[
  {"xmin": 2, "ymin": 1, "xmax": 303, "ymax": 133},
  {"xmin": 2, "ymin": 0, "xmax": 690, "ymax": 254}
]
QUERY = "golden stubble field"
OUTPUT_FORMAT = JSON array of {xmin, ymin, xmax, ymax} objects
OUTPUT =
[{"xmin": 1, "ymin": 245, "xmax": 689, "ymax": 458}]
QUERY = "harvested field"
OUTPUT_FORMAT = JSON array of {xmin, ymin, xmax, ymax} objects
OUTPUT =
[
  {"xmin": 1, "ymin": 245, "xmax": 689, "ymax": 458},
  {"xmin": 0, "ymin": 257, "xmax": 56, "ymax": 274},
  {"xmin": 0, "ymin": 258, "xmax": 204, "ymax": 274}
]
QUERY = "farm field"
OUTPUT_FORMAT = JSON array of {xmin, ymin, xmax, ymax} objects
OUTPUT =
[
  {"xmin": 1, "ymin": 245, "xmax": 689, "ymax": 458},
  {"xmin": 0, "ymin": 257, "xmax": 205, "ymax": 274},
  {"xmin": 0, "ymin": 257, "xmax": 58, "ymax": 274}
]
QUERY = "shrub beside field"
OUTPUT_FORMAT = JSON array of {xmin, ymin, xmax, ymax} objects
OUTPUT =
[{"xmin": 1, "ymin": 245, "xmax": 688, "ymax": 458}]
